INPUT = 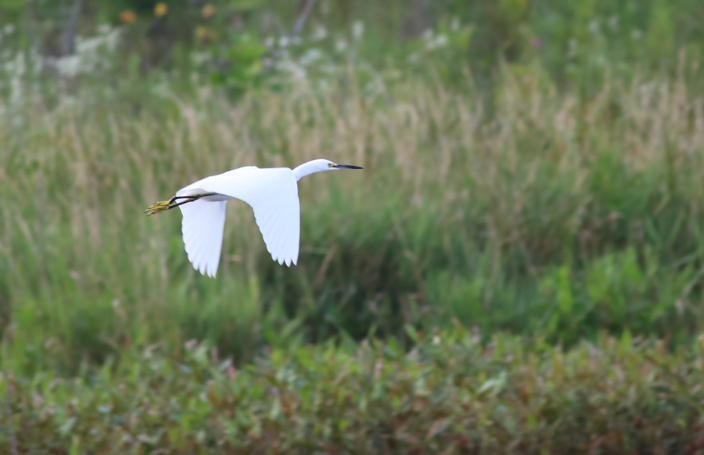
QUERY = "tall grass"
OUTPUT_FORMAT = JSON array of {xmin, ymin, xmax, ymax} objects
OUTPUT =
[{"xmin": 2, "ymin": 62, "xmax": 704, "ymax": 373}]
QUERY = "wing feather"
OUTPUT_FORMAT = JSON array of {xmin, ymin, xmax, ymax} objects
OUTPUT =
[
  {"xmin": 264, "ymin": 185, "xmax": 297, "ymax": 266},
  {"xmin": 257, "ymin": 190, "xmax": 287, "ymax": 264},
  {"xmin": 178, "ymin": 200, "xmax": 226, "ymax": 277},
  {"xmin": 176, "ymin": 167, "xmax": 300, "ymax": 274}
]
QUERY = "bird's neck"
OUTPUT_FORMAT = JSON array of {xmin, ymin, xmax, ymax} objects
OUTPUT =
[{"xmin": 292, "ymin": 161, "xmax": 325, "ymax": 181}]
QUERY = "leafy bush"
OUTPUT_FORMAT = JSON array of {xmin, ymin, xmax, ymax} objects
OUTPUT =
[
  {"xmin": 2, "ymin": 329, "xmax": 704, "ymax": 453},
  {"xmin": 1, "ymin": 0, "xmax": 704, "ymax": 101}
]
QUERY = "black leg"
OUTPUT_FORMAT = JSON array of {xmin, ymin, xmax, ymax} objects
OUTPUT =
[
  {"xmin": 146, "ymin": 192, "xmax": 219, "ymax": 216},
  {"xmin": 167, "ymin": 192, "xmax": 219, "ymax": 209},
  {"xmin": 167, "ymin": 198, "xmax": 198, "ymax": 209}
]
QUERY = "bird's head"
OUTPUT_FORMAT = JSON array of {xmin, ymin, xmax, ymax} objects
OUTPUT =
[{"xmin": 292, "ymin": 158, "xmax": 363, "ymax": 181}]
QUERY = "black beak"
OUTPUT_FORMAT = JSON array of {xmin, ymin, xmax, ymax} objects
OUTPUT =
[{"xmin": 333, "ymin": 164, "xmax": 363, "ymax": 169}]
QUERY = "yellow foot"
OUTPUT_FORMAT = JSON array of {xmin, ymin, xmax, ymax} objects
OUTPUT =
[{"xmin": 145, "ymin": 200, "xmax": 172, "ymax": 216}]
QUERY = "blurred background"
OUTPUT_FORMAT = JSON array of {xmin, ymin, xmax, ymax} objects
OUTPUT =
[{"xmin": 1, "ymin": 0, "xmax": 704, "ymax": 374}]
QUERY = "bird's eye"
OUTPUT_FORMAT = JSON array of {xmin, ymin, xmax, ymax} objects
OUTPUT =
[{"xmin": 328, "ymin": 163, "xmax": 335, "ymax": 168}]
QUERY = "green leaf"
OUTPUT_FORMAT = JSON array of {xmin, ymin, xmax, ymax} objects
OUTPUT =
[
  {"xmin": 556, "ymin": 266, "xmax": 573, "ymax": 315},
  {"xmin": 58, "ymin": 417, "xmax": 77, "ymax": 437},
  {"xmin": 404, "ymin": 324, "xmax": 419, "ymax": 343},
  {"xmin": 229, "ymin": 0, "xmax": 266, "ymax": 12}
]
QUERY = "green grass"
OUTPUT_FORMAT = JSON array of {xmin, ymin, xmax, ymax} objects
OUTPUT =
[
  {"xmin": 1, "ymin": 4, "xmax": 704, "ymax": 450},
  {"xmin": 2, "ymin": 328, "xmax": 704, "ymax": 453},
  {"xmin": 3, "ymin": 64, "xmax": 704, "ymax": 373},
  {"xmin": 1, "ymin": 2, "xmax": 703, "ymax": 450}
]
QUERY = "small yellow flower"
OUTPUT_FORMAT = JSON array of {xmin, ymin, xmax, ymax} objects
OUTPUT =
[
  {"xmin": 195, "ymin": 26, "xmax": 213, "ymax": 41},
  {"xmin": 202, "ymin": 4, "xmax": 215, "ymax": 19},
  {"xmin": 154, "ymin": 3, "xmax": 168, "ymax": 17},
  {"xmin": 119, "ymin": 10, "xmax": 136, "ymax": 24}
]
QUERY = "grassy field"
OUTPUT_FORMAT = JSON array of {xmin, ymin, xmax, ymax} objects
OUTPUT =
[
  {"xmin": 1, "ymin": 2, "xmax": 704, "ymax": 451},
  {"xmin": 2, "ymin": 62, "xmax": 704, "ymax": 375}
]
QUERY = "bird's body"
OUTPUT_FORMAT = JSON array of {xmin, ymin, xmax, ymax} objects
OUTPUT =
[{"xmin": 146, "ymin": 159, "xmax": 362, "ymax": 277}]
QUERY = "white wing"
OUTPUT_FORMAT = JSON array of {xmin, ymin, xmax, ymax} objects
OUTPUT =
[
  {"xmin": 177, "ymin": 199, "xmax": 226, "ymax": 278},
  {"xmin": 176, "ymin": 166, "xmax": 300, "ymax": 276}
]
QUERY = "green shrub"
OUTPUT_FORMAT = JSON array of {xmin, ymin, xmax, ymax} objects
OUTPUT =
[{"xmin": 2, "ymin": 330, "xmax": 703, "ymax": 453}]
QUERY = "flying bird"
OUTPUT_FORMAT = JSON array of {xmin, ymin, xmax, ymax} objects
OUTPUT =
[{"xmin": 146, "ymin": 159, "xmax": 363, "ymax": 277}]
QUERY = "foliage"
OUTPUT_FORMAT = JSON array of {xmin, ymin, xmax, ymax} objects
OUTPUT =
[
  {"xmin": 208, "ymin": 31, "xmax": 269, "ymax": 97},
  {"xmin": 0, "ymin": 2, "xmax": 703, "ymax": 449},
  {"xmin": 2, "ymin": 330, "xmax": 704, "ymax": 453},
  {"xmin": 0, "ymin": 1, "xmax": 703, "ymax": 99},
  {"xmin": 2, "ymin": 64, "xmax": 704, "ymax": 373}
]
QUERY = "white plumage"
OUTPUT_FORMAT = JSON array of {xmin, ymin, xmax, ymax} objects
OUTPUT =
[
  {"xmin": 146, "ymin": 159, "xmax": 363, "ymax": 277},
  {"xmin": 177, "ymin": 167, "xmax": 300, "ymax": 275}
]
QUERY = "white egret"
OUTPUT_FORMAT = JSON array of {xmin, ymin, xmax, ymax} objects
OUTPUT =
[{"xmin": 146, "ymin": 159, "xmax": 363, "ymax": 277}]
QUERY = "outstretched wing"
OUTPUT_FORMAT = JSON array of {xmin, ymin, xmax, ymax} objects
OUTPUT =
[
  {"xmin": 177, "ymin": 167, "xmax": 300, "ymax": 274},
  {"xmin": 178, "ymin": 199, "xmax": 226, "ymax": 278}
]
